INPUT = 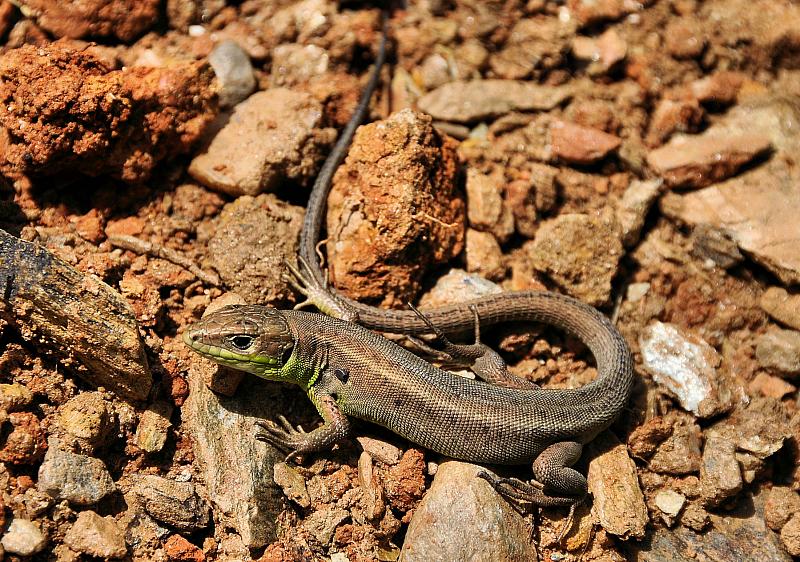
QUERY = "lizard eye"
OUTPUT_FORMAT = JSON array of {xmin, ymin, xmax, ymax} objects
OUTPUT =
[{"xmin": 229, "ymin": 335, "xmax": 254, "ymax": 351}]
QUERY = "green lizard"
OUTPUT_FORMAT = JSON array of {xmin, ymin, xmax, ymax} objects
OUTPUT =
[{"xmin": 184, "ymin": 15, "xmax": 634, "ymax": 513}]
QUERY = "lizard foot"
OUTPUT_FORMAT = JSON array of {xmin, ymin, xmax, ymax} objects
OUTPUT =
[
  {"xmin": 255, "ymin": 416, "xmax": 308, "ymax": 463},
  {"xmin": 283, "ymin": 257, "xmax": 359, "ymax": 322},
  {"xmin": 477, "ymin": 470, "xmax": 582, "ymax": 544}
]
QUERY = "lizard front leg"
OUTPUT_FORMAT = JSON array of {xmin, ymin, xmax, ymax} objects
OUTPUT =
[{"xmin": 255, "ymin": 389, "xmax": 351, "ymax": 462}]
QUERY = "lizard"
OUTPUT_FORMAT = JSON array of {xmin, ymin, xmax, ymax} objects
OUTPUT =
[{"xmin": 184, "ymin": 13, "xmax": 634, "ymax": 516}]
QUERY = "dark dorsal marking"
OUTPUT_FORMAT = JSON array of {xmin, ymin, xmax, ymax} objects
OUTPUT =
[{"xmin": 334, "ymin": 368, "xmax": 350, "ymax": 383}]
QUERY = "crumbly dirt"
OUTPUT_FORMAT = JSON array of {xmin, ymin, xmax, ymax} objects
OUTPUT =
[{"xmin": 1, "ymin": 0, "xmax": 799, "ymax": 560}]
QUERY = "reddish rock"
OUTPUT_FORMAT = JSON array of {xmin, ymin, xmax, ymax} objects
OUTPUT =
[
  {"xmin": 647, "ymin": 132, "xmax": 771, "ymax": 189},
  {"xmin": 382, "ymin": 449, "xmax": 426, "ymax": 512},
  {"xmin": 587, "ymin": 433, "xmax": 649, "ymax": 539},
  {"xmin": 0, "ymin": 412, "xmax": 47, "ymax": 465},
  {"xmin": 105, "ymin": 216, "xmax": 146, "ymax": 238},
  {"xmin": 646, "ymin": 98, "xmax": 704, "ymax": 146},
  {"xmin": 781, "ymin": 513, "xmax": 800, "ymax": 557},
  {"xmin": 72, "ymin": 209, "xmax": 106, "ymax": 244},
  {"xmin": 164, "ymin": 534, "xmax": 205, "ymax": 562},
  {"xmin": 572, "ymin": 28, "xmax": 627, "ymax": 75},
  {"xmin": 550, "ymin": 120, "xmax": 621, "ymax": 164},
  {"xmin": 627, "ymin": 417, "xmax": 672, "ymax": 459},
  {"xmin": 63, "ymin": 511, "xmax": 127, "ymax": 558},
  {"xmin": 765, "ymin": 487, "xmax": 800, "ymax": 531},
  {"xmin": 327, "ymin": 109, "xmax": 464, "ymax": 308},
  {"xmin": 690, "ymin": 72, "xmax": 746, "ymax": 106},
  {"xmin": 749, "ymin": 372, "xmax": 796, "ymax": 399},
  {"xmin": 0, "ymin": 42, "xmax": 217, "ymax": 183},
  {"xmin": 665, "ymin": 18, "xmax": 706, "ymax": 59},
  {"xmin": 659, "ymin": 98, "xmax": 800, "ymax": 285},
  {"xmin": 19, "ymin": 0, "xmax": 159, "ymax": 42},
  {"xmin": 648, "ymin": 419, "xmax": 703, "ymax": 475},
  {"xmin": 504, "ymin": 179, "xmax": 537, "ymax": 238},
  {"xmin": 0, "ymin": 2, "xmax": 15, "ymax": 38}
]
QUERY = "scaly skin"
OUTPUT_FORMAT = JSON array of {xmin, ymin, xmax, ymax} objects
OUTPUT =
[{"xmin": 184, "ymin": 304, "xmax": 633, "ymax": 507}]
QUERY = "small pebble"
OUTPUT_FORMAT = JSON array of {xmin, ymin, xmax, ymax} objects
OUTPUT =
[
  {"xmin": 1, "ymin": 518, "xmax": 46, "ymax": 556},
  {"xmin": 208, "ymin": 40, "xmax": 256, "ymax": 108},
  {"xmin": 64, "ymin": 511, "xmax": 127, "ymax": 559}
]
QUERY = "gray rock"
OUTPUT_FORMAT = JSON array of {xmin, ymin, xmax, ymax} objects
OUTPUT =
[
  {"xmin": 639, "ymin": 322, "xmax": 731, "ymax": 418},
  {"xmin": 302, "ymin": 507, "xmax": 349, "ymax": 546},
  {"xmin": 616, "ymin": 178, "xmax": 663, "ymax": 247},
  {"xmin": 273, "ymin": 462, "xmax": 310, "ymax": 509},
  {"xmin": 189, "ymin": 88, "xmax": 335, "ymax": 196},
  {"xmin": 528, "ymin": 212, "xmax": 624, "ymax": 306},
  {"xmin": 401, "ymin": 461, "xmax": 536, "ymax": 561},
  {"xmin": 631, "ymin": 489, "xmax": 791, "ymax": 561},
  {"xmin": 690, "ymin": 224, "xmax": 744, "ymax": 269},
  {"xmin": 63, "ymin": 511, "xmax": 127, "ymax": 559},
  {"xmin": 183, "ymin": 365, "xmax": 285, "ymax": 548},
  {"xmin": 208, "ymin": 40, "xmax": 256, "ymax": 108},
  {"xmin": 418, "ymin": 269, "xmax": 502, "ymax": 309},
  {"xmin": 587, "ymin": 433, "xmax": 648, "ymax": 539},
  {"xmin": 700, "ymin": 436, "xmax": 742, "ymax": 507},
  {"xmin": 206, "ymin": 194, "xmax": 304, "ymax": 307},
  {"xmin": 130, "ymin": 475, "xmax": 210, "ymax": 532},
  {"xmin": 269, "ymin": 44, "xmax": 329, "ymax": 88},
  {"xmin": 1, "ymin": 518, "xmax": 47, "ymax": 556},
  {"xmin": 755, "ymin": 328, "xmax": 800, "ymax": 377},
  {"xmin": 37, "ymin": 439, "xmax": 116, "ymax": 506},
  {"xmin": 417, "ymin": 79, "xmax": 571, "ymax": 123}
]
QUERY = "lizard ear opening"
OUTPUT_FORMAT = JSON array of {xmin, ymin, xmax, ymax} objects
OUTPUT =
[{"xmin": 281, "ymin": 345, "xmax": 294, "ymax": 365}]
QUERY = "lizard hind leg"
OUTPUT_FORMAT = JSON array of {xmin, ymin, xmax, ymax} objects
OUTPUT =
[
  {"xmin": 478, "ymin": 441, "xmax": 587, "ymax": 543},
  {"xmin": 406, "ymin": 303, "xmax": 540, "ymax": 390}
]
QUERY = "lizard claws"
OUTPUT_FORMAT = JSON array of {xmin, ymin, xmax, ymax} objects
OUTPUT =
[{"xmin": 255, "ymin": 418, "xmax": 308, "ymax": 458}]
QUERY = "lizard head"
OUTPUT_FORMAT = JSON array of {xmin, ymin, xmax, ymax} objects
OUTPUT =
[{"xmin": 183, "ymin": 305, "xmax": 295, "ymax": 380}]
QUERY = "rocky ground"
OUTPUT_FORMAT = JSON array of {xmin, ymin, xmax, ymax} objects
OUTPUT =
[{"xmin": 0, "ymin": 0, "xmax": 799, "ymax": 560}]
